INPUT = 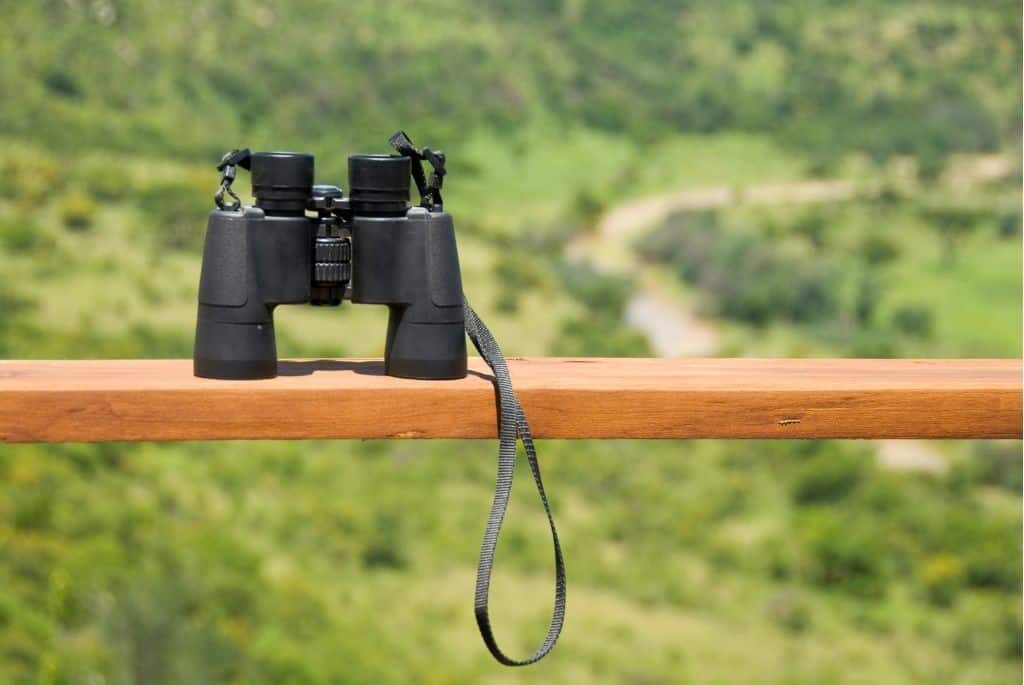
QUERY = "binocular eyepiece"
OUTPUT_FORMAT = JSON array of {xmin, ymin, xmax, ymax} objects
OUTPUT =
[
  {"xmin": 248, "ymin": 151, "xmax": 314, "ymax": 212},
  {"xmin": 194, "ymin": 135, "xmax": 467, "ymax": 381},
  {"xmin": 246, "ymin": 152, "xmax": 413, "ymax": 217}
]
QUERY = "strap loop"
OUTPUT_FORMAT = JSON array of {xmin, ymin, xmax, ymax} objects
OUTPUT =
[
  {"xmin": 464, "ymin": 298, "xmax": 566, "ymax": 666},
  {"xmin": 213, "ymin": 148, "xmax": 251, "ymax": 210}
]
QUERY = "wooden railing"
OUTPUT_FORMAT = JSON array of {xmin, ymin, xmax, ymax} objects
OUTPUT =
[{"xmin": 0, "ymin": 358, "xmax": 1019, "ymax": 442}]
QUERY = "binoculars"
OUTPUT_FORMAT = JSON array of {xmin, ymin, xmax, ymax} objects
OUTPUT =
[
  {"xmin": 193, "ymin": 133, "xmax": 467, "ymax": 381},
  {"xmin": 192, "ymin": 135, "xmax": 566, "ymax": 667}
]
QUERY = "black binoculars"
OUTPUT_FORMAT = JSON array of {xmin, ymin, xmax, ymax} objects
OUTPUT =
[
  {"xmin": 193, "ymin": 135, "xmax": 566, "ymax": 667},
  {"xmin": 193, "ymin": 133, "xmax": 467, "ymax": 381}
]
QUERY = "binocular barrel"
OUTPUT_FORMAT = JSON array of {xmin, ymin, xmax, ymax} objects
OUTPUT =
[
  {"xmin": 251, "ymin": 152, "xmax": 315, "ymax": 213},
  {"xmin": 193, "ymin": 152, "xmax": 467, "ymax": 381}
]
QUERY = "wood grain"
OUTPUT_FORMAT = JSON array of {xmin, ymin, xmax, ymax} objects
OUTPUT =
[{"xmin": 0, "ymin": 358, "xmax": 1019, "ymax": 442}]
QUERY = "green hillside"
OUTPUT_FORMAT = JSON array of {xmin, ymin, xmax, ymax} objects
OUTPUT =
[
  {"xmin": 4, "ymin": 1, "xmax": 1021, "ymax": 171},
  {"xmin": 0, "ymin": 2, "xmax": 1021, "ymax": 684}
]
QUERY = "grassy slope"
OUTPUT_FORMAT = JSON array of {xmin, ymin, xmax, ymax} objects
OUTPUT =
[{"xmin": 2, "ymin": 438, "xmax": 1019, "ymax": 683}]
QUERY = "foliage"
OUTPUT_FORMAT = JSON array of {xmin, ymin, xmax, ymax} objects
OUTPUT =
[
  {"xmin": 859, "ymin": 233, "xmax": 901, "ymax": 266},
  {"xmin": 0, "ymin": 214, "xmax": 40, "ymax": 253},
  {"xmin": 552, "ymin": 263, "xmax": 650, "ymax": 356},
  {"xmin": 890, "ymin": 304, "xmax": 935, "ymax": 339},
  {"xmin": 919, "ymin": 554, "xmax": 966, "ymax": 607},
  {"xmin": 789, "ymin": 445, "xmax": 871, "ymax": 505},
  {"xmin": 997, "ymin": 211, "xmax": 1021, "ymax": 239},
  {"xmin": 798, "ymin": 510, "xmax": 888, "ymax": 599},
  {"xmin": 60, "ymin": 191, "xmax": 98, "ymax": 231},
  {"xmin": 638, "ymin": 210, "xmax": 839, "ymax": 327},
  {"xmin": 3, "ymin": 3, "xmax": 1018, "ymax": 174},
  {"xmin": 134, "ymin": 177, "xmax": 210, "ymax": 252},
  {"xmin": 919, "ymin": 205, "xmax": 988, "ymax": 264}
]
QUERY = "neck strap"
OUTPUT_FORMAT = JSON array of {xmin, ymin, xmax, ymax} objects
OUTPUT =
[{"xmin": 463, "ymin": 298, "xmax": 566, "ymax": 666}]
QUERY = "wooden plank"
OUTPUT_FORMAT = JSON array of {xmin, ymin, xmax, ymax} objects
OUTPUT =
[{"xmin": 0, "ymin": 358, "xmax": 1019, "ymax": 442}]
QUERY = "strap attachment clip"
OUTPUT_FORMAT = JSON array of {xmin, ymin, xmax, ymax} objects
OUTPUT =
[
  {"xmin": 214, "ymin": 148, "xmax": 252, "ymax": 210},
  {"xmin": 388, "ymin": 131, "xmax": 446, "ymax": 210}
]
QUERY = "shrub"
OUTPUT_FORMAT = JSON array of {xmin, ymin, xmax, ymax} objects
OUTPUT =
[
  {"xmin": 558, "ymin": 262, "xmax": 633, "ymax": 315},
  {"xmin": 60, "ymin": 191, "xmax": 97, "ymax": 231},
  {"xmin": 635, "ymin": 210, "xmax": 719, "ymax": 271},
  {"xmin": 997, "ymin": 211, "xmax": 1021, "ymax": 240},
  {"xmin": 951, "ymin": 601, "xmax": 1022, "ymax": 660},
  {"xmin": 919, "ymin": 206, "xmax": 985, "ymax": 264},
  {"xmin": 492, "ymin": 241, "xmax": 545, "ymax": 312},
  {"xmin": 848, "ymin": 329, "xmax": 898, "ymax": 358},
  {"xmin": 854, "ymin": 274, "xmax": 880, "ymax": 326},
  {"xmin": 73, "ymin": 156, "xmax": 135, "ymax": 202},
  {"xmin": 938, "ymin": 511, "xmax": 1022, "ymax": 592},
  {"xmin": 0, "ymin": 215, "xmax": 40, "ymax": 252},
  {"xmin": 764, "ymin": 589, "xmax": 811, "ymax": 633},
  {"xmin": 360, "ymin": 513, "xmax": 407, "ymax": 570},
  {"xmin": 1, "ymin": 152, "xmax": 64, "ymax": 204},
  {"xmin": 550, "ymin": 317, "xmax": 650, "ymax": 356},
  {"xmin": 639, "ymin": 214, "xmax": 839, "ymax": 327},
  {"xmin": 858, "ymin": 233, "xmax": 901, "ymax": 265},
  {"xmin": 792, "ymin": 209, "xmax": 829, "ymax": 250},
  {"xmin": 918, "ymin": 554, "xmax": 965, "ymax": 607},
  {"xmin": 790, "ymin": 446, "xmax": 870, "ymax": 505},
  {"xmin": 493, "ymin": 289, "xmax": 520, "ymax": 314},
  {"xmin": 135, "ymin": 176, "xmax": 211, "ymax": 252},
  {"xmin": 799, "ymin": 511, "xmax": 887, "ymax": 598},
  {"xmin": 890, "ymin": 305, "xmax": 934, "ymax": 339},
  {"xmin": 962, "ymin": 441, "xmax": 1023, "ymax": 493},
  {"xmin": 964, "ymin": 538, "xmax": 1022, "ymax": 592},
  {"xmin": 572, "ymin": 188, "xmax": 605, "ymax": 225}
]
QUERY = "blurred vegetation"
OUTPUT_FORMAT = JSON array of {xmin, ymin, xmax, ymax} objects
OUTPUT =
[{"xmin": 0, "ymin": 1, "xmax": 1021, "ymax": 684}]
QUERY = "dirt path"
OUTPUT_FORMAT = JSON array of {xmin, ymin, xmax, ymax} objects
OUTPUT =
[
  {"xmin": 566, "ymin": 176, "xmax": 877, "ymax": 356},
  {"xmin": 624, "ymin": 278, "xmax": 718, "ymax": 357},
  {"xmin": 565, "ymin": 153, "xmax": 1014, "ymax": 361}
]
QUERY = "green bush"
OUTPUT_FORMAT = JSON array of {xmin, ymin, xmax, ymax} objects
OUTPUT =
[
  {"xmin": 639, "ymin": 214, "xmax": 839, "ymax": 327},
  {"xmin": 0, "ymin": 152, "xmax": 64, "ymax": 205},
  {"xmin": 918, "ymin": 554, "xmax": 965, "ymax": 607},
  {"xmin": 890, "ymin": 305, "xmax": 935, "ymax": 339},
  {"xmin": 790, "ymin": 446, "xmax": 871, "ymax": 505},
  {"xmin": 791, "ymin": 209, "xmax": 830, "ymax": 250},
  {"xmin": 854, "ymin": 274, "xmax": 880, "ymax": 326},
  {"xmin": 60, "ymin": 191, "xmax": 97, "ymax": 231},
  {"xmin": 635, "ymin": 210, "xmax": 720, "ymax": 273},
  {"xmin": 799, "ymin": 510, "xmax": 888, "ymax": 598},
  {"xmin": 550, "ymin": 316, "xmax": 650, "ymax": 356},
  {"xmin": 859, "ymin": 233, "xmax": 901, "ymax": 266},
  {"xmin": 997, "ymin": 211, "xmax": 1021, "ymax": 240},
  {"xmin": 360, "ymin": 513, "xmax": 408, "ymax": 570},
  {"xmin": 73, "ymin": 156, "xmax": 135, "ymax": 202},
  {"xmin": 0, "ymin": 215, "xmax": 39, "ymax": 252},
  {"xmin": 551, "ymin": 260, "xmax": 651, "ymax": 355},
  {"xmin": 493, "ymin": 289, "xmax": 520, "ymax": 314},
  {"xmin": 558, "ymin": 262, "xmax": 634, "ymax": 315},
  {"xmin": 764, "ymin": 589, "xmax": 812, "ymax": 633},
  {"xmin": 936, "ymin": 510, "xmax": 1022, "ymax": 592},
  {"xmin": 951, "ymin": 601, "xmax": 1022, "ymax": 660},
  {"xmin": 135, "ymin": 176, "xmax": 211, "ymax": 252},
  {"xmin": 848, "ymin": 329, "xmax": 899, "ymax": 358},
  {"xmin": 959, "ymin": 441, "xmax": 1023, "ymax": 493},
  {"xmin": 919, "ymin": 206, "xmax": 987, "ymax": 264},
  {"xmin": 572, "ymin": 188, "xmax": 606, "ymax": 225},
  {"xmin": 492, "ymin": 250, "xmax": 547, "ymax": 313}
]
